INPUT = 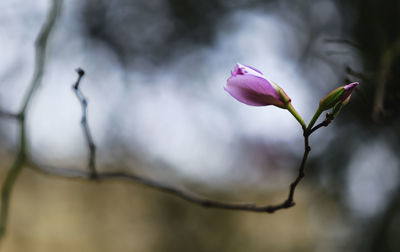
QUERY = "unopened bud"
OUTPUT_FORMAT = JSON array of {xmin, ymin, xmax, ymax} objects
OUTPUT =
[{"xmin": 319, "ymin": 82, "xmax": 358, "ymax": 111}]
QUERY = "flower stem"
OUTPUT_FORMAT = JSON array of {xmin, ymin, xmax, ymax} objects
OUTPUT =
[
  {"xmin": 307, "ymin": 106, "xmax": 323, "ymax": 131},
  {"xmin": 286, "ymin": 102, "xmax": 306, "ymax": 129}
]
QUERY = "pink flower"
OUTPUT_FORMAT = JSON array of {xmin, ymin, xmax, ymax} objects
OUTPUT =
[{"xmin": 224, "ymin": 63, "xmax": 290, "ymax": 108}]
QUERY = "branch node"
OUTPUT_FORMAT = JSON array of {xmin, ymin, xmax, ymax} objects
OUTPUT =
[
  {"xmin": 76, "ymin": 68, "xmax": 85, "ymax": 77},
  {"xmin": 74, "ymin": 68, "xmax": 85, "ymax": 89}
]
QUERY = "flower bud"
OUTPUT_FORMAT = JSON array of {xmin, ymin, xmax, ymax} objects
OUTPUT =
[
  {"xmin": 224, "ymin": 63, "xmax": 290, "ymax": 108},
  {"xmin": 319, "ymin": 82, "xmax": 358, "ymax": 111}
]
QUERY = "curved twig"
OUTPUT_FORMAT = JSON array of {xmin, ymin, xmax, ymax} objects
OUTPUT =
[
  {"xmin": 27, "ymin": 124, "xmax": 312, "ymax": 213},
  {"xmin": 72, "ymin": 68, "xmax": 98, "ymax": 178}
]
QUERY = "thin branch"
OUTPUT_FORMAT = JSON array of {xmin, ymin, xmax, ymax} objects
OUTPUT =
[
  {"xmin": 372, "ymin": 47, "xmax": 392, "ymax": 121},
  {"xmin": 21, "ymin": 62, "xmax": 320, "ymax": 213},
  {"xmin": 0, "ymin": 119, "xmax": 28, "ymax": 239},
  {"xmin": 20, "ymin": 0, "xmax": 62, "ymax": 114},
  {"xmin": 0, "ymin": 147, "xmax": 25, "ymax": 238},
  {"xmin": 0, "ymin": 110, "xmax": 18, "ymax": 119},
  {"xmin": 27, "ymin": 127, "xmax": 313, "ymax": 213},
  {"xmin": 72, "ymin": 68, "xmax": 97, "ymax": 178},
  {"xmin": 372, "ymin": 37, "xmax": 400, "ymax": 121},
  {"xmin": 345, "ymin": 65, "xmax": 370, "ymax": 81},
  {"xmin": 0, "ymin": 0, "xmax": 62, "ymax": 241},
  {"xmin": 308, "ymin": 113, "xmax": 334, "ymax": 135},
  {"xmin": 285, "ymin": 133, "xmax": 310, "ymax": 204},
  {"xmin": 324, "ymin": 38, "xmax": 362, "ymax": 50},
  {"xmin": 325, "ymin": 50, "xmax": 350, "ymax": 56}
]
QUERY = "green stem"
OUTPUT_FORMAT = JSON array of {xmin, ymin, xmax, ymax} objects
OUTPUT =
[
  {"xmin": 0, "ymin": 120, "xmax": 27, "ymax": 239},
  {"xmin": 0, "ymin": 157, "xmax": 24, "ymax": 239},
  {"xmin": 286, "ymin": 102, "xmax": 306, "ymax": 129},
  {"xmin": 307, "ymin": 106, "xmax": 323, "ymax": 131},
  {"xmin": 0, "ymin": 0, "xmax": 61, "ymax": 241},
  {"xmin": 0, "ymin": 131, "xmax": 26, "ymax": 239},
  {"xmin": 20, "ymin": 0, "xmax": 62, "ymax": 113}
]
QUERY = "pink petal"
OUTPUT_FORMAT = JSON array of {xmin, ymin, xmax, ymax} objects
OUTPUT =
[
  {"xmin": 225, "ymin": 73, "xmax": 284, "ymax": 107},
  {"xmin": 341, "ymin": 82, "xmax": 359, "ymax": 101}
]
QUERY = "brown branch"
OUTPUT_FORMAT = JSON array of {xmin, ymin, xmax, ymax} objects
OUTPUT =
[
  {"xmin": 72, "ymin": 68, "xmax": 98, "ymax": 178},
  {"xmin": 285, "ymin": 133, "xmax": 310, "ymax": 205},
  {"xmin": 22, "ymin": 64, "xmax": 322, "ymax": 213},
  {"xmin": 27, "ymin": 127, "xmax": 313, "ymax": 213}
]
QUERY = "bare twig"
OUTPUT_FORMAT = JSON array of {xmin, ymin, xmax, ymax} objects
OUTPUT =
[
  {"xmin": 28, "ymin": 141, "xmax": 309, "ymax": 213},
  {"xmin": 0, "ymin": 0, "xmax": 62, "ymax": 241},
  {"xmin": 27, "ymin": 124, "xmax": 315, "ymax": 213},
  {"xmin": 285, "ymin": 132, "xmax": 310, "ymax": 205},
  {"xmin": 45, "ymin": 68, "xmax": 316, "ymax": 212},
  {"xmin": 72, "ymin": 69, "xmax": 98, "ymax": 178}
]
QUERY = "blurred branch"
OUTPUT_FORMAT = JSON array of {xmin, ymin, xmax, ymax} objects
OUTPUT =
[
  {"xmin": 0, "ymin": 129, "xmax": 25, "ymax": 239},
  {"xmin": 324, "ymin": 38, "xmax": 362, "ymax": 50},
  {"xmin": 345, "ymin": 65, "xmax": 370, "ymax": 81},
  {"xmin": 325, "ymin": 50, "xmax": 350, "ymax": 56},
  {"xmin": 20, "ymin": 0, "xmax": 62, "ymax": 113},
  {"xmin": 28, "ymin": 140, "xmax": 309, "ymax": 213},
  {"xmin": 373, "ymin": 47, "xmax": 393, "ymax": 121},
  {"xmin": 0, "ymin": 109, "xmax": 18, "ymax": 119},
  {"xmin": 372, "ymin": 37, "xmax": 400, "ymax": 121},
  {"xmin": 0, "ymin": 0, "xmax": 62, "ymax": 241},
  {"xmin": 27, "ymin": 106, "xmax": 317, "ymax": 213},
  {"xmin": 72, "ymin": 69, "xmax": 98, "ymax": 178}
]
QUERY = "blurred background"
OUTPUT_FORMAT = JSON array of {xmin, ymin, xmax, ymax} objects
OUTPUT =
[{"xmin": 0, "ymin": 0, "xmax": 399, "ymax": 251}]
